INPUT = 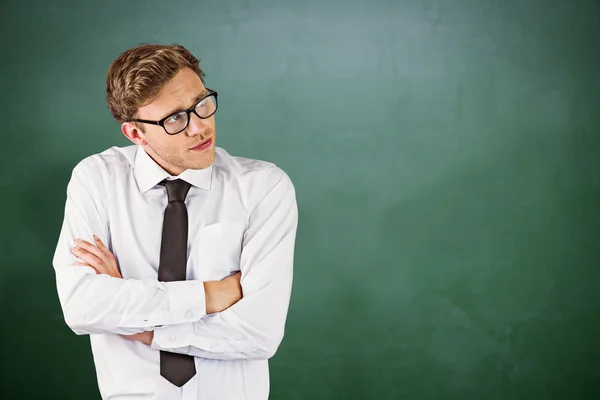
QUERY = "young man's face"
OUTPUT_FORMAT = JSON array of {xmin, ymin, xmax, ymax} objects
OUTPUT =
[{"xmin": 122, "ymin": 67, "xmax": 217, "ymax": 175}]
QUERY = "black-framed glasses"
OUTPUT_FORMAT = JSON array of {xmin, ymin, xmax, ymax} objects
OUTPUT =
[{"xmin": 130, "ymin": 89, "xmax": 219, "ymax": 135}]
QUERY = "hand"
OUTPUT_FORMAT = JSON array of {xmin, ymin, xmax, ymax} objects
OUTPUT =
[
  {"xmin": 121, "ymin": 331, "xmax": 154, "ymax": 345},
  {"xmin": 204, "ymin": 271, "xmax": 243, "ymax": 314},
  {"xmin": 72, "ymin": 235, "xmax": 122, "ymax": 279}
]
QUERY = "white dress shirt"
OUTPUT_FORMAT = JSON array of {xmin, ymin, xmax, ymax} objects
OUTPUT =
[{"xmin": 52, "ymin": 144, "xmax": 298, "ymax": 400}]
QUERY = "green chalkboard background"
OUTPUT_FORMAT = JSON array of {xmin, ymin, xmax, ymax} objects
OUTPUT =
[{"xmin": 1, "ymin": 0, "xmax": 600, "ymax": 398}]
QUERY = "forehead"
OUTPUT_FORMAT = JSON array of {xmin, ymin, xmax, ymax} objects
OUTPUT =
[{"xmin": 137, "ymin": 68, "xmax": 206, "ymax": 119}]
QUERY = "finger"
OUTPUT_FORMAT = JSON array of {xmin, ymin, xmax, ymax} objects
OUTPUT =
[
  {"xmin": 94, "ymin": 236, "xmax": 117, "ymax": 267},
  {"xmin": 71, "ymin": 246, "xmax": 102, "ymax": 262},
  {"xmin": 72, "ymin": 247, "xmax": 105, "ymax": 273},
  {"xmin": 73, "ymin": 262, "xmax": 99, "ymax": 273},
  {"xmin": 75, "ymin": 239, "xmax": 106, "ymax": 260},
  {"xmin": 73, "ymin": 262, "xmax": 89, "ymax": 266},
  {"xmin": 94, "ymin": 237, "xmax": 118, "ymax": 274},
  {"xmin": 93, "ymin": 235, "xmax": 109, "ymax": 251}
]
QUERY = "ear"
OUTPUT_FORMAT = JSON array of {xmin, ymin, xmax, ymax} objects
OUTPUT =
[{"xmin": 121, "ymin": 122, "xmax": 148, "ymax": 145}]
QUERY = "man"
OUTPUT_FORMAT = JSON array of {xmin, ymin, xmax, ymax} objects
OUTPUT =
[{"xmin": 51, "ymin": 43, "xmax": 298, "ymax": 400}]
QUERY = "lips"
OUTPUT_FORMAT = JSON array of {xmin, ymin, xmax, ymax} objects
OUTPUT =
[{"xmin": 190, "ymin": 138, "xmax": 213, "ymax": 151}]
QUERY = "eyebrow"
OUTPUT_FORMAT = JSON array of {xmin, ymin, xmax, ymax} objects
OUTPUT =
[{"xmin": 163, "ymin": 90, "xmax": 209, "ymax": 118}]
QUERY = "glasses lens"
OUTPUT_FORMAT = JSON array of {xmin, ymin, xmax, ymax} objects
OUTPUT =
[
  {"xmin": 195, "ymin": 94, "xmax": 217, "ymax": 118},
  {"xmin": 163, "ymin": 112, "xmax": 188, "ymax": 134}
]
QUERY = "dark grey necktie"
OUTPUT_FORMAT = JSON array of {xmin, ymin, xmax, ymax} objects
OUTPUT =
[{"xmin": 158, "ymin": 179, "xmax": 196, "ymax": 387}]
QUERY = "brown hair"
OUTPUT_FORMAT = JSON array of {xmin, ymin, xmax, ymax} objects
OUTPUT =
[{"xmin": 106, "ymin": 43, "xmax": 205, "ymax": 125}]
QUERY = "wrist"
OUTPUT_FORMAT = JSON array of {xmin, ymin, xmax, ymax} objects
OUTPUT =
[{"xmin": 203, "ymin": 280, "xmax": 217, "ymax": 314}]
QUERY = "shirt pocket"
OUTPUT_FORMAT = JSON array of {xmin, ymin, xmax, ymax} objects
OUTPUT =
[{"xmin": 190, "ymin": 222, "xmax": 245, "ymax": 281}]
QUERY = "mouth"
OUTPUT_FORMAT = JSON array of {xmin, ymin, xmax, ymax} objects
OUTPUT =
[{"xmin": 190, "ymin": 138, "xmax": 213, "ymax": 151}]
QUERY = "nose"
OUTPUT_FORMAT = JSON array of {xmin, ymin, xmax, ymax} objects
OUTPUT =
[{"xmin": 186, "ymin": 113, "xmax": 208, "ymax": 138}]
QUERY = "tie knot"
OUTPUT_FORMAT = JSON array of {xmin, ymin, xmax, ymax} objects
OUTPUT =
[{"xmin": 163, "ymin": 179, "xmax": 192, "ymax": 203}]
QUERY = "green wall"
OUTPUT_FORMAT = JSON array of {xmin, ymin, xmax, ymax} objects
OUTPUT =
[{"xmin": 1, "ymin": 0, "xmax": 600, "ymax": 398}]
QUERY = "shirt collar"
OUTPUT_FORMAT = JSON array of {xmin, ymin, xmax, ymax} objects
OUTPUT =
[{"xmin": 133, "ymin": 145, "xmax": 213, "ymax": 194}]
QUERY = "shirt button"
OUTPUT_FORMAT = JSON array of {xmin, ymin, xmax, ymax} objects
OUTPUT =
[
  {"xmin": 169, "ymin": 335, "xmax": 176, "ymax": 342},
  {"xmin": 186, "ymin": 311, "xmax": 193, "ymax": 318}
]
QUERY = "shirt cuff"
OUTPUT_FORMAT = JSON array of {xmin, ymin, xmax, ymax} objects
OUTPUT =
[
  {"xmin": 150, "ymin": 322, "xmax": 216, "ymax": 353},
  {"xmin": 150, "ymin": 314, "xmax": 262, "ymax": 356},
  {"xmin": 151, "ymin": 323, "xmax": 193, "ymax": 352},
  {"xmin": 163, "ymin": 280, "xmax": 207, "ymax": 325}
]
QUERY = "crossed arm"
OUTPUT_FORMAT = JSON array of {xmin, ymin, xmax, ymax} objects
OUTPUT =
[
  {"xmin": 52, "ymin": 161, "xmax": 298, "ymax": 360},
  {"xmin": 70, "ymin": 235, "xmax": 243, "ymax": 345}
]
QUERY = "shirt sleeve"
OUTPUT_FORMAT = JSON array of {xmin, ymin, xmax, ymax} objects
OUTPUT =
[
  {"xmin": 52, "ymin": 159, "xmax": 207, "ymax": 336},
  {"xmin": 150, "ymin": 165, "xmax": 298, "ymax": 360}
]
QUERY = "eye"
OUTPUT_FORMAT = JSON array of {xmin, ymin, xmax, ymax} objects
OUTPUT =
[{"xmin": 165, "ymin": 112, "xmax": 183, "ymax": 124}]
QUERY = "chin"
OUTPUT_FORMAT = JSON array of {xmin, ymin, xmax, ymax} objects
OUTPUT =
[{"xmin": 188, "ymin": 152, "xmax": 215, "ymax": 170}]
